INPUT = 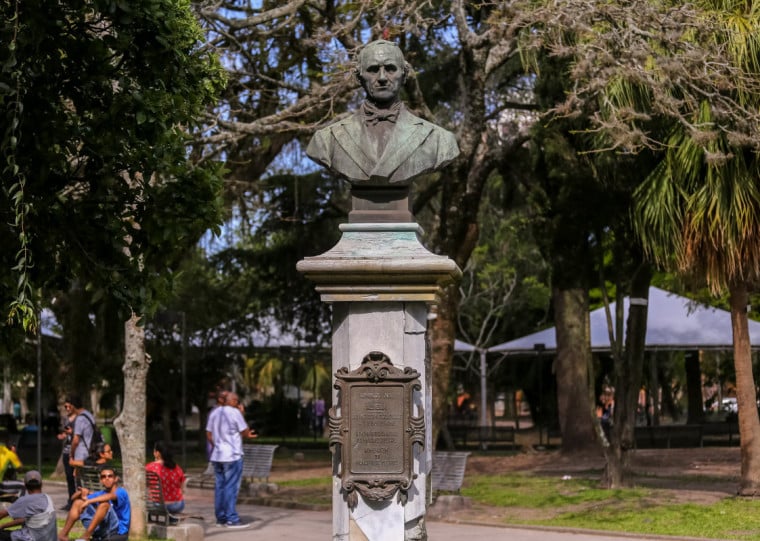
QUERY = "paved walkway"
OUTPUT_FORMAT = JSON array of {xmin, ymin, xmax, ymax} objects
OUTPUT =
[{"xmin": 45, "ymin": 479, "xmax": 718, "ymax": 541}]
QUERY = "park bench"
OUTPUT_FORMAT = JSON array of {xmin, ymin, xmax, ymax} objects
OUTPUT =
[
  {"xmin": 0, "ymin": 461, "xmax": 23, "ymax": 502},
  {"xmin": 195, "ymin": 444, "xmax": 278, "ymax": 488},
  {"xmin": 242, "ymin": 444, "xmax": 278, "ymax": 483},
  {"xmin": 448, "ymin": 425, "xmax": 516, "ymax": 450},
  {"xmin": 145, "ymin": 470, "xmax": 183, "ymax": 525},
  {"xmin": 76, "ymin": 466, "xmax": 103, "ymax": 491},
  {"xmin": 635, "ymin": 424, "xmax": 703, "ymax": 448},
  {"xmin": 198, "ymin": 462, "xmax": 215, "ymax": 488},
  {"xmin": 701, "ymin": 420, "xmax": 740, "ymax": 446},
  {"xmin": 431, "ymin": 451, "xmax": 470, "ymax": 493}
]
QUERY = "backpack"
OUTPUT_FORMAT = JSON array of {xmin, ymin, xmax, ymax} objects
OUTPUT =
[{"xmin": 81, "ymin": 412, "xmax": 105, "ymax": 462}]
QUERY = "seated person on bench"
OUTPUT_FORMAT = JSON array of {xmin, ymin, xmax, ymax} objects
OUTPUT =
[
  {"xmin": 146, "ymin": 441, "xmax": 186, "ymax": 517},
  {"xmin": 58, "ymin": 466, "xmax": 130, "ymax": 541},
  {"xmin": 70, "ymin": 442, "xmax": 114, "ymax": 470},
  {"xmin": 0, "ymin": 440, "xmax": 23, "ymax": 501}
]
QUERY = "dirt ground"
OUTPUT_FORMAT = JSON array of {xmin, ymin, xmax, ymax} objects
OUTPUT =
[
  {"xmin": 261, "ymin": 446, "xmax": 743, "ymax": 524},
  {"xmin": 467, "ymin": 446, "xmax": 740, "ymax": 493}
]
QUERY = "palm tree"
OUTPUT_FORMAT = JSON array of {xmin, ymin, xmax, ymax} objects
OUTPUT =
[{"xmin": 633, "ymin": 2, "xmax": 760, "ymax": 493}]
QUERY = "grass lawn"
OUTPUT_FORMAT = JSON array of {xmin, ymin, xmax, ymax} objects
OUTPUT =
[{"xmin": 463, "ymin": 473, "xmax": 760, "ymax": 540}]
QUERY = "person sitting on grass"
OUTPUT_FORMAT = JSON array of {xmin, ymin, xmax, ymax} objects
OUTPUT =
[
  {"xmin": 0, "ymin": 470, "xmax": 56, "ymax": 541},
  {"xmin": 58, "ymin": 466, "xmax": 130, "ymax": 541}
]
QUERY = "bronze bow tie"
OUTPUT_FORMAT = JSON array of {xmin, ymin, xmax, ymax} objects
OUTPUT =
[{"xmin": 363, "ymin": 103, "xmax": 400, "ymax": 125}]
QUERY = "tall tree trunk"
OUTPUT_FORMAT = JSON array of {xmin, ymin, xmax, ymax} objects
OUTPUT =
[
  {"xmin": 603, "ymin": 266, "xmax": 651, "ymax": 488},
  {"xmin": 430, "ymin": 285, "xmax": 460, "ymax": 449},
  {"xmin": 553, "ymin": 287, "xmax": 598, "ymax": 453},
  {"xmin": 649, "ymin": 353, "xmax": 659, "ymax": 426},
  {"xmin": 2, "ymin": 364, "xmax": 10, "ymax": 415},
  {"xmin": 114, "ymin": 314, "xmax": 148, "ymax": 536},
  {"xmin": 685, "ymin": 352, "xmax": 704, "ymax": 425},
  {"xmin": 658, "ymin": 361, "xmax": 680, "ymax": 421},
  {"xmin": 730, "ymin": 282, "xmax": 760, "ymax": 495},
  {"xmin": 58, "ymin": 283, "xmax": 95, "ymax": 399}
]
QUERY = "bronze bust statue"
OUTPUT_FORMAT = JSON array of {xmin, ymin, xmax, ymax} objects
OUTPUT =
[{"xmin": 306, "ymin": 40, "xmax": 459, "ymax": 222}]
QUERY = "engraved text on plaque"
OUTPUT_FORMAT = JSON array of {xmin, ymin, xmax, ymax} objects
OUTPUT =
[{"xmin": 328, "ymin": 351, "xmax": 424, "ymax": 507}]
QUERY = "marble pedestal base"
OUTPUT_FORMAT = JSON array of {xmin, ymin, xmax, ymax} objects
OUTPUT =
[{"xmin": 297, "ymin": 223, "xmax": 460, "ymax": 541}]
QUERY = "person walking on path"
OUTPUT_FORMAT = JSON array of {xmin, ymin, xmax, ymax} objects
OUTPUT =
[
  {"xmin": 313, "ymin": 397, "xmax": 325, "ymax": 437},
  {"xmin": 0, "ymin": 470, "xmax": 56, "ymax": 541},
  {"xmin": 206, "ymin": 392, "xmax": 255, "ymax": 529},
  {"xmin": 67, "ymin": 395, "xmax": 96, "ymax": 469},
  {"xmin": 57, "ymin": 400, "xmax": 77, "ymax": 510}
]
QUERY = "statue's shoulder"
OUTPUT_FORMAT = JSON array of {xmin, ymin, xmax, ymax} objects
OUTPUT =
[
  {"xmin": 399, "ymin": 108, "xmax": 459, "ymax": 160},
  {"xmin": 401, "ymin": 107, "xmax": 455, "ymax": 137},
  {"xmin": 317, "ymin": 112, "xmax": 361, "ymax": 134},
  {"xmin": 307, "ymin": 112, "xmax": 362, "ymax": 164}
]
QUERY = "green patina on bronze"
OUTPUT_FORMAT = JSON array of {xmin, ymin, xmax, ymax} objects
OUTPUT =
[{"xmin": 306, "ymin": 40, "xmax": 459, "ymax": 223}]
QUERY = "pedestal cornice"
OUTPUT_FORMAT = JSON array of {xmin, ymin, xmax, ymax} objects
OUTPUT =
[{"xmin": 296, "ymin": 223, "xmax": 461, "ymax": 302}]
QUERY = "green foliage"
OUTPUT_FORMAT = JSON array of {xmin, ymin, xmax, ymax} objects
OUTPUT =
[
  {"xmin": 457, "ymin": 172, "xmax": 551, "ymax": 346},
  {"xmin": 201, "ymin": 169, "xmax": 343, "ymax": 343},
  {"xmin": 530, "ymin": 0, "xmax": 760, "ymax": 294},
  {"xmin": 0, "ymin": 0, "xmax": 226, "ymax": 329}
]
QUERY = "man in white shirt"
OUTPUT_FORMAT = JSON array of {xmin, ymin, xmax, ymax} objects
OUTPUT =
[{"xmin": 205, "ymin": 392, "xmax": 255, "ymax": 529}]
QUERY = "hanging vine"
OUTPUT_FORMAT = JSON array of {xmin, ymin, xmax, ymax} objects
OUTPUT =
[{"xmin": 2, "ymin": 0, "xmax": 36, "ymax": 332}]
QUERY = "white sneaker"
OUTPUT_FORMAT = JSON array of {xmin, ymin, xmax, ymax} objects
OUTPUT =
[{"xmin": 225, "ymin": 522, "xmax": 251, "ymax": 529}]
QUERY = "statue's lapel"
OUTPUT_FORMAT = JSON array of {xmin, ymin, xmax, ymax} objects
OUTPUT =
[
  {"xmin": 333, "ymin": 116, "xmax": 374, "ymax": 177},
  {"xmin": 371, "ymin": 109, "xmax": 432, "ymax": 179}
]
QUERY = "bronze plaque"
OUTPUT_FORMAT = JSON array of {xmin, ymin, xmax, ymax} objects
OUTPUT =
[
  {"xmin": 329, "ymin": 351, "xmax": 424, "ymax": 507},
  {"xmin": 350, "ymin": 385, "xmax": 404, "ymax": 474}
]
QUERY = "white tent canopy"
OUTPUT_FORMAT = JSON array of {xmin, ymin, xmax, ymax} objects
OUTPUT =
[
  {"xmin": 44, "ymin": 287, "xmax": 758, "ymax": 355},
  {"xmin": 458, "ymin": 286, "xmax": 760, "ymax": 355}
]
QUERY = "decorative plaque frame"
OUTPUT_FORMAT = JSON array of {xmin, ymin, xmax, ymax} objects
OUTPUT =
[{"xmin": 328, "ymin": 351, "xmax": 424, "ymax": 508}]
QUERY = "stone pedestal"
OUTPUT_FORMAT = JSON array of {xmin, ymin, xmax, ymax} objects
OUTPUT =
[{"xmin": 297, "ymin": 223, "xmax": 460, "ymax": 541}]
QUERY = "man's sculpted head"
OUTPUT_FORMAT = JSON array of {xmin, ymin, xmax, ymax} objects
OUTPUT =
[{"xmin": 356, "ymin": 40, "xmax": 408, "ymax": 106}]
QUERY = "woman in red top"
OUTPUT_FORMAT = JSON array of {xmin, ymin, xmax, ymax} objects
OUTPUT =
[{"xmin": 146, "ymin": 441, "xmax": 186, "ymax": 513}]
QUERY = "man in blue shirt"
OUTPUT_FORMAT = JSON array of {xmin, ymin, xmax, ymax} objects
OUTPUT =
[{"xmin": 58, "ymin": 466, "xmax": 130, "ymax": 541}]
